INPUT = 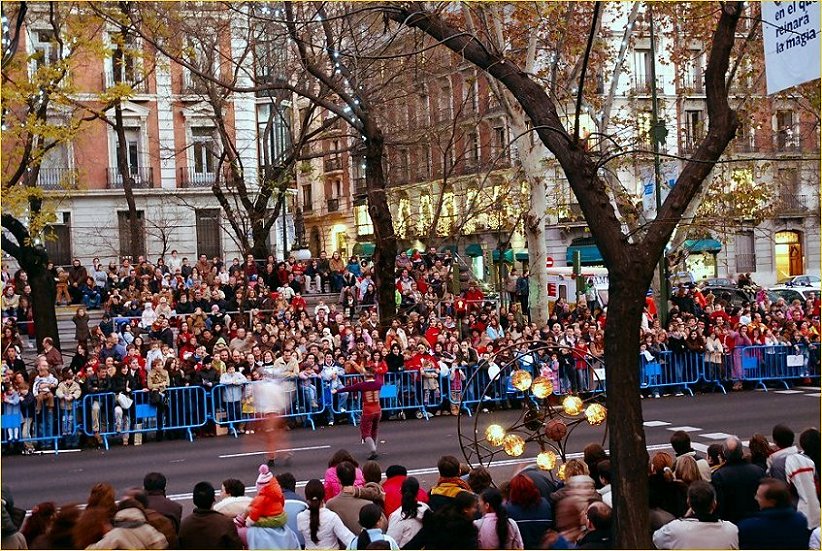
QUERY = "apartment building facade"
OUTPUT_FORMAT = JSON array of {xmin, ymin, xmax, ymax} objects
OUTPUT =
[
  {"xmin": 5, "ymin": 5, "xmax": 294, "ymax": 268},
  {"xmin": 296, "ymin": 7, "xmax": 819, "ymax": 286}
]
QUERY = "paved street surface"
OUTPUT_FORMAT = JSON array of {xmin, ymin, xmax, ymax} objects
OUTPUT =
[{"xmin": 3, "ymin": 389, "xmax": 819, "ymax": 513}]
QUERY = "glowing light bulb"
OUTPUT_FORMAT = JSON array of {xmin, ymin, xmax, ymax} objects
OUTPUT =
[
  {"xmin": 503, "ymin": 434, "xmax": 525, "ymax": 457},
  {"xmin": 485, "ymin": 424, "xmax": 505, "ymax": 446},
  {"xmin": 585, "ymin": 403, "xmax": 607, "ymax": 426},
  {"xmin": 536, "ymin": 450, "xmax": 557, "ymax": 471},
  {"xmin": 562, "ymin": 395, "xmax": 583, "ymax": 416},
  {"xmin": 511, "ymin": 370, "xmax": 532, "ymax": 392},
  {"xmin": 531, "ymin": 376, "xmax": 553, "ymax": 398}
]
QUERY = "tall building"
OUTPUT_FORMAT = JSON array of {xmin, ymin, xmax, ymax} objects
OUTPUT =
[
  {"xmin": 3, "ymin": 4, "xmax": 294, "ymax": 267},
  {"xmin": 296, "ymin": 6, "xmax": 819, "ymax": 286}
]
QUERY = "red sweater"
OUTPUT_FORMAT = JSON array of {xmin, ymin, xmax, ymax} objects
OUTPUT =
[{"xmin": 339, "ymin": 379, "xmax": 382, "ymax": 415}]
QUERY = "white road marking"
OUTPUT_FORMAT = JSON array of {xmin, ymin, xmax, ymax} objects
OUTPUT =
[
  {"xmin": 691, "ymin": 442, "xmax": 709, "ymax": 453},
  {"xmin": 644, "ymin": 421, "xmax": 672, "ymax": 427},
  {"xmin": 700, "ymin": 432, "xmax": 734, "ymax": 440},
  {"xmin": 805, "ymin": 393, "xmax": 822, "ymax": 397},
  {"xmin": 218, "ymin": 444, "xmax": 331, "ymax": 459},
  {"xmin": 795, "ymin": 386, "xmax": 821, "ymax": 391},
  {"xmin": 774, "ymin": 390, "xmax": 805, "ymax": 394},
  {"xmin": 666, "ymin": 426, "xmax": 702, "ymax": 432}
]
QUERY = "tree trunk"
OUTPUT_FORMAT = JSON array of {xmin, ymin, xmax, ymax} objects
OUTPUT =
[
  {"xmin": 113, "ymin": 103, "xmax": 141, "ymax": 258},
  {"xmin": 605, "ymin": 268, "xmax": 653, "ymax": 549},
  {"xmin": 27, "ymin": 252, "xmax": 60, "ymax": 352},
  {"xmin": 364, "ymin": 127, "xmax": 397, "ymax": 328},
  {"xmin": 526, "ymin": 177, "xmax": 549, "ymax": 327}
]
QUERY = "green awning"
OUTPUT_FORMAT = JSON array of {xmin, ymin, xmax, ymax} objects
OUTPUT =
[
  {"xmin": 439, "ymin": 244, "xmax": 458, "ymax": 255},
  {"xmin": 352, "ymin": 242, "xmax": 376, "ymax": 257},
  {"xmin": 566, "ymin": 240, "xmax": 603, "ymax": 265},
  {"xmin": 465, "ymin": 243, "xmax": 484, "ymax": 257},
  {"xmin": 684, "ymin": 238, "xmax": 722, "ymax": 254},
  {"xmin": 515, "ymin": 252, "xmax": 529, "ymax": 262},
  {"xmin": 492, "ymin": 249, "xmax": 514, "ymax": 263},
  {"xmin": 407, "ymin": 248, "xmax": 416, "ymax": 255}
]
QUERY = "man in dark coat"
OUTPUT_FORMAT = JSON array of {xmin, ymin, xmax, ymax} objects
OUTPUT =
[
  {"xmin": 738, "ymin": 478, "xmax": 810, "ymax": 549},
  {"xmin": 711, "ymin": 436, "xmax": 765, "ymax": 524},
  {"xmin": 144, "ymin": 472, "xmax": 182, "ymax": 533},
  {"xmin": 178, "ymin": 481, "xmax": 242, "ymax": 550}
]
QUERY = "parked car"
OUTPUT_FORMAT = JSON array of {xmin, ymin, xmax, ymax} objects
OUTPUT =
[
  {"xmin": 699, "ymin": 285, "xmax": 779, "ymax": 308},
  {"xmin": 698, "ymin": 277, "xmax": 736, "ymax": 287},
  {"xmin": 777, "ymin": 274, "xmax": 821, "ymax": 288},
  {"xmin": 769, "ymin": 286, "xmax": 819, "ymax": 304}
]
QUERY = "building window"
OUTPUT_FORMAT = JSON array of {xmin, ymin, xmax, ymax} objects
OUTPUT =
[
  {"xmin": 43, "ymin": 212, "xmax": 72, "ymax": 266},
  {"xmin": 417, "ymin": 91, "xmax": 430, "ymax": 127},
  {"xmin": 191, "ymin": 127, "xmax": 217, "ymax": 177},
  {"xmin": 110, "ymin": 126, "xmax": 151, "ymax": 187},
  {"xmin": 462, "ymin": 72, "xmax": 477, "ymax": 113},
  {"xmin": 108, "ymin": 32, "xmax": 140, "ymax": 88},
  {"xmin": 118, "ymin": 210, "xmax": 145, "ymax": 259},
  {"xmin": 31, "ymin": 29, "xmax": 59, "ymax": 70},
  {"xmin": 683, "ymin": 110, "xmax": 704, "ymax": 153},
  {"xmin": 735, "ymin": 231, "xmax": 756, "ymax": 273},
  {"xmin": 38, "ymin": 142, "xmax": 73, "ymax": 189},
  {"xmin": 354, "ymin": 204, "xmax": 374, "ymax": 236},
  {"xmin": 634, "ymin": 48, "xmax": 653, "ymax": 91},
  {"xmin": 258, "ymin": 103, "xmax": 292, "ymax": 167},
  {"xmin": 776, "ymin": 110, "xmax": 798, "ymax": 151},
  {"xmin": 684, "ymin": 49, "xmax": 704, "ymax": 91},
  {"xmin": 491, "ymin": 124, "xmax": 508, "ymax": 162},
  {"xmin": 465, "ymin": 131, "xmax": 480, "ymax": 171},
  {"xmin": 195, "ymin": 208, "xmax": 222, "ymax": 259},
  {"xmin": 439, "ymin": 81, "xmax": 452, "ymax": 122},
  {"xmin": 302, "ymin": 184, "xmax": 313, "ymax": 212}
]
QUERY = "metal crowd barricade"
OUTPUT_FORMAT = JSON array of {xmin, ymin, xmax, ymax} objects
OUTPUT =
[
  {"xmin": 729, "ymin": 344, "xmax": 817, "ymax": 391},
  {"xmin": 1, "ymin": 399, "xmax": 77, "ymax": 453},
  {"xmin": 639, "ymin": 351, "xmax": 702, "ymax": 395},
  {"xmin": 211, "ymin": 379, "xmax": 326, "ymax": 437},
  {"xmin": 81, "ymin": 386, "xmax": 208, "ymax": 449}
]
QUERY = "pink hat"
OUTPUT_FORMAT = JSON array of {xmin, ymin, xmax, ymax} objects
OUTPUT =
[{"xmin": 256, "ymin": 464, "xmax": 273, "ymax": 489}]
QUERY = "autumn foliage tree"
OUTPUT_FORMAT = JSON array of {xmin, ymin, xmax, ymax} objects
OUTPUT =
[{"xmin": 383, "ymin": 2, "xmax": 746, "ymax": 547}]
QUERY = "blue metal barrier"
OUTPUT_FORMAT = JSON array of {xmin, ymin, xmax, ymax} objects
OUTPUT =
[
  {"xmin": 639, "ymin": 351, "xmax": 703, "ymax": 396},
  {"xmin": 81, "ymin": 386, "xmax": 208, "ymax": 449},
  {"xmin": 1, "ymin": 398, "xmax": 77, "ymax": 453},
  {"xmin": 211, "ymin": 379, "xmax": 326, "ymax": 437}
]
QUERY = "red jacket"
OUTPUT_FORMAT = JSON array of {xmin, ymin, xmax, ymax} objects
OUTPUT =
[{"xmin": 382, "ymin": 475, "xmax": 430, "ymax": 515}]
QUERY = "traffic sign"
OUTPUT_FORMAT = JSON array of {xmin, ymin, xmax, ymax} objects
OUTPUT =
[{"xmin": 546, "ymin": 257, "xmax": 554, "ymax": 268}]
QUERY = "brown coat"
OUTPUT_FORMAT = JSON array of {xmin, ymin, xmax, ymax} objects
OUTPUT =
[{"xmin": 178, "ymin": 508, "xmax": 242, "ymax": 550}]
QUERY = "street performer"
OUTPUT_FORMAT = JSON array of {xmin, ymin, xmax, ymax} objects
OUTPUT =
[{"xmin": 332, "ymin": 365, "xmax": 383, "ymax": 460}]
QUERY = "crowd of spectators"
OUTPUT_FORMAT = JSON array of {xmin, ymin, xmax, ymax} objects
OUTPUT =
[
  {"xmin": 2, "ymin": 422, "xmax": 820, "ymax": 550},
  {"xmin": 1, "ymin": 248, "xmax": 820, "ymax": 450}
]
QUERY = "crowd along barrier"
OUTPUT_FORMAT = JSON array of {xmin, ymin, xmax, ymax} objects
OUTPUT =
[
  {"xmin": 211, "ymin": 378, "xmax": 326, "ymax": 437},
  {"xmin": 1, "ymin": 399, "xmax": 79, "ymax": 453},
  {"xmin": 3, "ymin": 344, "xmax": 820, "ymax": 453},
  {"xmin": 80, "ymin": 386, "xmax": 209, "ymax": 449}
]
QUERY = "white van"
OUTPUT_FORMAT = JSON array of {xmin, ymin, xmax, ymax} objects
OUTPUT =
[{"xmin": 545, "ymin": 267, "xmax": 609, "ymax": 310}]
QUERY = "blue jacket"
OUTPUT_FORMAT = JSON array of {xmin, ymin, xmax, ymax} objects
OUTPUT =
[
  {"xmin": 738, "ymin": 507, "xmax": 810, "ymax": 549},
  {"xmin": 506, "ymin": 498, "xmax": 553, "ymax": 549}
]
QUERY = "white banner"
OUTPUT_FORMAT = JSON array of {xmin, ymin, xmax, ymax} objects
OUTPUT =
[{"xmin": 762, "ymin": 1, "xmax": 821, "ymax": 94}]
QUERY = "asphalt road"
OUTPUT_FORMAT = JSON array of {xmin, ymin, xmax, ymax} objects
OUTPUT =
[{"xmin": 3, "ymin": 388, "xmax": 819, "ymax": 513}]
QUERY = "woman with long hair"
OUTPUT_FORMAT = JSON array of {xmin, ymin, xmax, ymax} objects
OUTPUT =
[
  {"xmin": 386, "ymin": 477, "xmax": 429, "ymax": 547},
  {"xmin": 505, "ymin": 473, "xmax": 552, "ymax": 549},
  {"xmin": 297, "ymin": 479, "xmax": 355, "ymax": 550},
  {"xmin": 347, "ymin": 503, "xmax": 398, "ymax": 550},
  {"xmin": 475, "ymin": 487, "xmax": 523, "ymax": 549}
]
